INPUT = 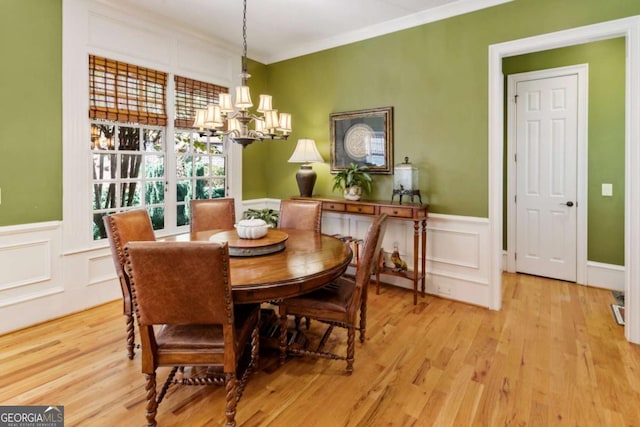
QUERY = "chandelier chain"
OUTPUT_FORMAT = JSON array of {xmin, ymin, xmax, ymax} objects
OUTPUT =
[
  {"xmin": 191, "ymin": 0, "xmax": 291, "ymax": 148},
  {"xmin": 242, "ymin": 0, "xmax": 248, "ymax": 75}
]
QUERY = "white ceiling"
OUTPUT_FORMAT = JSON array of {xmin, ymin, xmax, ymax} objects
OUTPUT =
[{"xmin": 96, "ymin": 0, "xmax": 511, "ymax": 63}]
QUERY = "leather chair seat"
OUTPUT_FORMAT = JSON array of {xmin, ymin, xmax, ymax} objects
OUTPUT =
[
  {"xmin": 281, "ymin": 279, "xmax": 354, "ymax": 317},
  {"xmin": 157, "ymin": 305, "xmax": 259, "ymax": 350}
]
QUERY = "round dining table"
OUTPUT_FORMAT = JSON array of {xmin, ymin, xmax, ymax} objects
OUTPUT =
[{"xmin": 168, "ymin": 228, "xmax": 353, "ymax": 304}]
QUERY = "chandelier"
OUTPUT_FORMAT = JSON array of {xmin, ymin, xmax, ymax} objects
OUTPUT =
[{"xmin": 193, "ymin": 0, "xmax": 291, "ymax": 148}]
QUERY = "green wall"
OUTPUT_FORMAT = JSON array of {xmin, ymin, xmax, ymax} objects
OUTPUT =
[
  {"xmin": 503, "ymin": 39, "xmax": 626, "ymax": 265},
  {"xmin": 243, "ymin": 0, "xmax": 639, "ymax": 217},
  {"xmin": 0, "ymin": 0, "xmax": 62, "ymax": 225}
]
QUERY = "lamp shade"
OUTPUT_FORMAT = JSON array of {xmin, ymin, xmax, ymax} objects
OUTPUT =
[{"xmin": 288, "ymin": 139, "xmax": 324, "ymax": 163}]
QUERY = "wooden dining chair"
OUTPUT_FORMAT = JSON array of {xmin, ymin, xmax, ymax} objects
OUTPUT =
[
  {"xmin": 278, "ymin": 213, "xmax": 388, "ymax": 373},
  {"xmin": 103, "ymin": 209, "xmax": 156, "ymax": 359},
  {"xmin": 124, "ymin": 241, "xmax": 260, "ymax": 427},
  {"xmin": 278, "ymin": 199, "xmax": 322, "ymax": 232},
  {"xmin": 190, "ymin": 198, "xmax": 236, "ymax": 232}
]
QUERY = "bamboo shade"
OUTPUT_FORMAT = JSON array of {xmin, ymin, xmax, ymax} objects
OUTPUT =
[
  {"xmin": 174, "ymin": 75, "xmax": 229, "ymax": 129},
  {"xmin": 89, "ymin": 55, "xmax": 167, "ymax": 125}
]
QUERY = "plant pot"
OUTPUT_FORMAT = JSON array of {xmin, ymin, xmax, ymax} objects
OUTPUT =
[{"xmin": 344, "ymin": 185, "xmax": 363, "ymax": 201}]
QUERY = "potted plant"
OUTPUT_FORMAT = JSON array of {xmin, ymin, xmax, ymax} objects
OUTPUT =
[
  {"xmin": 243, "ymin": 208, "xmax": 279, "ymax": 227},
  {"xmin": 332, "ymin": 163, "xmax": 373, "ymax": 201}
]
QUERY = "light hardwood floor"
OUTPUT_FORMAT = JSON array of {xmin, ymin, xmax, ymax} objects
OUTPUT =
[{"xmin": 1, "ymin": 273, "xmax": 639, "ymax": 426}]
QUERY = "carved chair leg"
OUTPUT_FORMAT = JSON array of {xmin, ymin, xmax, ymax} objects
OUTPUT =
[
  {"xmin": 279, "ymin": 314, "xmax": 288, "ymax": 365},
  {"xmin": 294, "ymin": 315, "xmax": 302, "ymax": 331},
  {"xmin": 346, "ymin": 327, "xmax": 355, "ymax": 374},
  {"xmin": 359, "ymin": 287, "xmax": 367, "ymax": 343},
  {"xmin": 237, "ymin": 323, "xmax": 259, "ymax": 402},
  {"xmin": 144, "ymin": 372, "xmax": 158, "ymax": 427},
  {"xmin": 316, "ymin": 324, "xmax": 334, "ymax": 352},
  {"xmin": 250, "ymin": 323, "xmax": 260, "ymax": 374},
  {"xmin": 156, "ymin": 366, "xmax": 178, "ymax": 405},
  {"xmin": 125, "ymin": 314, "xmax": 136, "ymax": 359},
  {"xmin": 225, "ymin": 373, "xmax": 238, "ymax": 427}
]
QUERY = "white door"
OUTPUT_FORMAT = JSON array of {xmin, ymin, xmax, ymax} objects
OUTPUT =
[{"xmin": 515, "ymin": 74, "xmax": 578, "ymax": 282}]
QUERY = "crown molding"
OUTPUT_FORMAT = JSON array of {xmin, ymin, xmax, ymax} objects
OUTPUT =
[{"xmin": 260, "ymin": 0, "xmax": 513, "ymax": 64}]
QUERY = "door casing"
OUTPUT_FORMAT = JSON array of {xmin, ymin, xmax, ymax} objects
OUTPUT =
[{"xmin": 488, "ymin": 16, "xmax": 640, "ymax": 344}]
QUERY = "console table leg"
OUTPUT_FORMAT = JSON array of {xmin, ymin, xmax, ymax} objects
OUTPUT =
[
  {"xmin": 413, "ymin": 220, "xmax": 419, "ymax": 305},
  {"xmin": 421, "ymin": 219, "xmax": 427, "ymax": 297}
]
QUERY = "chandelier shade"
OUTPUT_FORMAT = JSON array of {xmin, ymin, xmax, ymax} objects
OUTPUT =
[{"xmin": 192, "ymin": 0, "xmax": 291, "ymax": 148}]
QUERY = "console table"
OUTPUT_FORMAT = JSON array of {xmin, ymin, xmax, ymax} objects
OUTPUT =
[{"xmin": 292, "ymin": 196, "xmax": 428, "ymax": 304}]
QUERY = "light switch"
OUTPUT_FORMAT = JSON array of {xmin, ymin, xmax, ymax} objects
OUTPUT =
[{"xmin": 602, "ymin": 183, "xmax": 613, "ymax": 197}]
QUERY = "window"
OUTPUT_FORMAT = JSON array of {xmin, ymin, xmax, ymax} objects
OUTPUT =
[
  {"xmin": 91, "ymin": 123, "xmax": 165, "ymax": 239},
  {"xmin": 89, "ymin": 55, "xmax": 167, "ymax": 240},
  {"xmin": 174, "ymin": 76, "xmax": 230, "ymax": 227},
  {"xmin": 89, "ymin": 56, "xmax": 230, "ymax": 239}
]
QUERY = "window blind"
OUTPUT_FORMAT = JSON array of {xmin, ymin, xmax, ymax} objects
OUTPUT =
[
  {"xmin": 174, "ymin": 75, "xmax": 228, "ymax": 129},
  {"xmin": 89, "ymin": 55, "xmax": 167, "ymax": 126}
]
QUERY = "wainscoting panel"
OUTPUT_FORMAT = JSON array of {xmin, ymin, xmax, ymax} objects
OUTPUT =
[
  {"xmin": 319, "ymin": 209, "xmax": 492, "ymax": 308},
  {"xmin": 0, "ymin": 239, "xmax": 51, "ymax": 291},
  {"xmin": 0, "ymin": 221, "xmax": 124, "ymax": 335},
  {"xmin": 425, "ymin": 214, "xmax": 490, "ymax": 307},
  {"xmin": 88, "ymin": 253, "xmax": 117, "ymax": 287},
  {"xmin": 0, "ymin": 222, "xmax": 64, "ymax": 333}
]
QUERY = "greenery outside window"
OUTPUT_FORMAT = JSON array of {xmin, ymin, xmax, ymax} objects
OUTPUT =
[
  {"xmin": 91, "ymin": 122, "xmax": 166, "ymax": 239},
  {"xmin": 175, "ymin": 131, "xmax": 226, "ymax": 227}
]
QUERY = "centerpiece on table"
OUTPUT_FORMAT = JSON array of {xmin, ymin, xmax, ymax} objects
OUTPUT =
[{"xmin": 235, "ymin": 218, "xmax": 269, "ymax": 239}]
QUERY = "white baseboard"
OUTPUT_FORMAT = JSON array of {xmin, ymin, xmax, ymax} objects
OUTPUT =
[
  {"xmin": 502, "ymin": 250, "xmax": 624, "ymax": 291},
  {"xmin": 586, "ymin": 261, "xmax": 625, "ymax": 291}
]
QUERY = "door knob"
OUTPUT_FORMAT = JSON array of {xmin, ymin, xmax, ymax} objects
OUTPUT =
[{"xmin": 565, "ymin": 201, "xmax": 574, "ymax": 207}]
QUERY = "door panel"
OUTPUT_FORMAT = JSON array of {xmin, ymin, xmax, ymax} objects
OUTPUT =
[{"xmin": 516, "ymin": 74, "xmax": 578, "ymax": 281}]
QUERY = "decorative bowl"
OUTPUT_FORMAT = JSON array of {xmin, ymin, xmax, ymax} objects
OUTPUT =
[{"xmin": 235, "ymin": 219, "xmax": 269, "ymax": 239}]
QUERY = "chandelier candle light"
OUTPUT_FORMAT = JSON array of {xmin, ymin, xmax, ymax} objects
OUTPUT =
[
  {"xmin": 288, "ymin": 138, "xmax": 324, "ymax": 197},
  {"xmin": 192, "ymin": 0, "xmax": 291, "ymax": 148}
]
